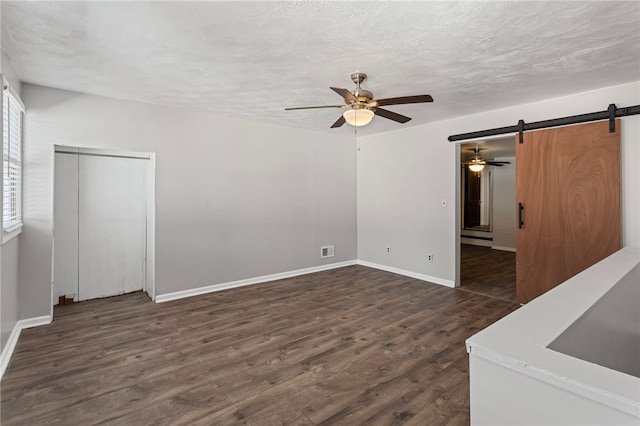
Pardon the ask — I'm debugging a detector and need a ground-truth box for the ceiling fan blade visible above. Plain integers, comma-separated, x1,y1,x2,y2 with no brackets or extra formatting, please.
374,107,411,123
375,94,433,106
330,115,346,128
462,160,510,166
285,105,345,110
330,87,358,103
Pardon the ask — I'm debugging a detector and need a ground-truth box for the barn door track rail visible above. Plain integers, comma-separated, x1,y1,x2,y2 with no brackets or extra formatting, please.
448,103,640,144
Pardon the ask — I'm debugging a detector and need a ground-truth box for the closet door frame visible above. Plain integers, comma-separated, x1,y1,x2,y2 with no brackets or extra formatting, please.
51,145,156,316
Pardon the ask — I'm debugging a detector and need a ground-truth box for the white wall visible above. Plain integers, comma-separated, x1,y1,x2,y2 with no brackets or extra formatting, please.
19,84,357,319
491,157,516,251
357,122,457,280
0,48,22,352
0,239,18,350
358,82,640,284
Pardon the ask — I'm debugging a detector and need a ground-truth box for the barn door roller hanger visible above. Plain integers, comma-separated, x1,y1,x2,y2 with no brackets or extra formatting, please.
448,104,640,143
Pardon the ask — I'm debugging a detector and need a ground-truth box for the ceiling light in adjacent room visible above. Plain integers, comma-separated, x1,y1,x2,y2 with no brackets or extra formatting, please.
343,108,374,126
468,160,485,172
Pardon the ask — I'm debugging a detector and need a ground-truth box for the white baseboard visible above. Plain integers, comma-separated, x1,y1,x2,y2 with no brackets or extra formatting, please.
357,260,455,288
492,245,516,252
155,260,358,303
0,315,51,379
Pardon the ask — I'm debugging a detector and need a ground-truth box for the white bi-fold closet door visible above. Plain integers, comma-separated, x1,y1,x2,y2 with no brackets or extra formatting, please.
54,147,150,303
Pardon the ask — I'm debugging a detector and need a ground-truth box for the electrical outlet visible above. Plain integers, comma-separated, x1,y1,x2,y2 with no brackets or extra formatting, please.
427,253,434,262
386,247,391,253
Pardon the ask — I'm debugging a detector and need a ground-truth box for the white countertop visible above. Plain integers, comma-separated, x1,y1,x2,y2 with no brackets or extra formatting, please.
466,247,640,417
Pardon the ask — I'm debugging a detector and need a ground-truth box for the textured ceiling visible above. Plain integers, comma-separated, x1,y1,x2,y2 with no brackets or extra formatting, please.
2,1,639,136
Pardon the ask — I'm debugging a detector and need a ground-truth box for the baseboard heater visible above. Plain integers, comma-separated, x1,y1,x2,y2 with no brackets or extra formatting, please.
461,235,493,241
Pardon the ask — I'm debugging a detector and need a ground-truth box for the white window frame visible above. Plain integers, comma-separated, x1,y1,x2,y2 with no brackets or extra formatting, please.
2,77,25,243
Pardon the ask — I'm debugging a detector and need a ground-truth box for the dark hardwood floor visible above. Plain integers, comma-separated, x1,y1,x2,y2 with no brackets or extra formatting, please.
459,244,516,303
1,266,518,425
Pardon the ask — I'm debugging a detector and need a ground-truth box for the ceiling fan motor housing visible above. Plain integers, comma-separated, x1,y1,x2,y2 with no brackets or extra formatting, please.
353,89,373,104
349,73,374,105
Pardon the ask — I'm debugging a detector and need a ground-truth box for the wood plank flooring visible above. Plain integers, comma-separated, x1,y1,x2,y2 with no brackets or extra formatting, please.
459,244,516,303
1,266,518,425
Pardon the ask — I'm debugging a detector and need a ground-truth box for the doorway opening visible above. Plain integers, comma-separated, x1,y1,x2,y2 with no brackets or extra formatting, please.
457,137,517,303
51,146,156,318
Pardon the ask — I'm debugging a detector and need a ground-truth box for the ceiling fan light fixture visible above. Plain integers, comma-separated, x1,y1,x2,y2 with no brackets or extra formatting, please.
468,157,485,172
343,108,374,127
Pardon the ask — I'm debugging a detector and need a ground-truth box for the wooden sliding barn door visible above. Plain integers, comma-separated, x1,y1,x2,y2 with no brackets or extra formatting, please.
516,120,621,304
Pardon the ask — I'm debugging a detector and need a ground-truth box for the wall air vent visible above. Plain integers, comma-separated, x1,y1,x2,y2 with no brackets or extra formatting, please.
320,245,335,259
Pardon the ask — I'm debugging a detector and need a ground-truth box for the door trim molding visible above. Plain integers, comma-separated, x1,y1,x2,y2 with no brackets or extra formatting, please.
54,145,151,159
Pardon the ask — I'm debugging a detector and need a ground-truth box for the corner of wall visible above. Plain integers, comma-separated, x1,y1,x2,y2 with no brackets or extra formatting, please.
0,315,51,379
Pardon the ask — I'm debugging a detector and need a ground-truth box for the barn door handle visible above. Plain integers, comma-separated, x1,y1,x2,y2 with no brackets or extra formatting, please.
518,203,525,229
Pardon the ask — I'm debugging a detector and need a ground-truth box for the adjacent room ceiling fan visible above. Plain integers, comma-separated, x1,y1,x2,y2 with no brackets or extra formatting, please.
463,146,511,172
285,72,433,128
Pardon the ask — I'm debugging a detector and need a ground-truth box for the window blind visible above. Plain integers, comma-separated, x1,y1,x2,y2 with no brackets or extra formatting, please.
3,85,23,231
